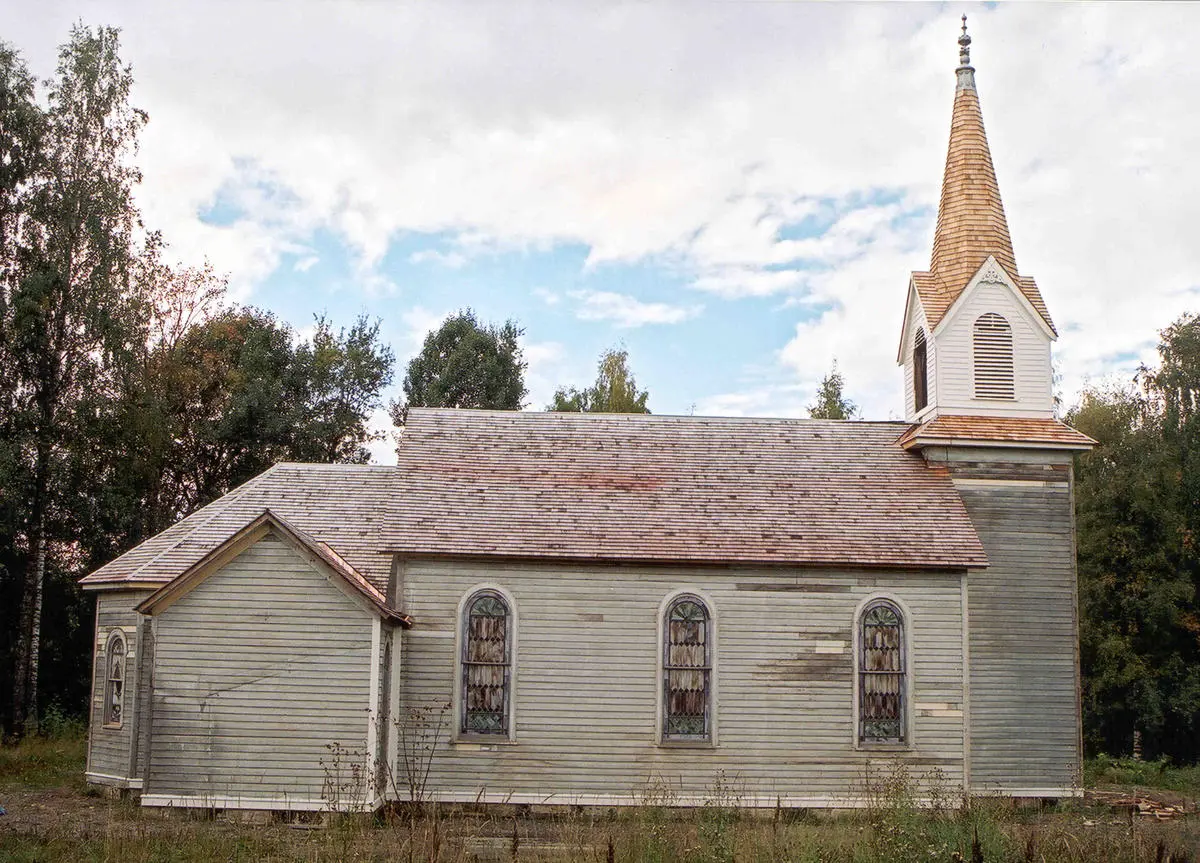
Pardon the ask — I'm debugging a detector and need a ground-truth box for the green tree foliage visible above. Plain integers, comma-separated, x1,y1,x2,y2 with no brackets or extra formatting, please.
807,362,858,420
1070,313,1200,763
109,301,394,540
548,347,651,414
394,309,526,414
0,28,396,734
1,25,148,735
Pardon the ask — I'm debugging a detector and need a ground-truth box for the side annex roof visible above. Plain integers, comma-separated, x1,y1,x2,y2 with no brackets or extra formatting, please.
79,463,398,591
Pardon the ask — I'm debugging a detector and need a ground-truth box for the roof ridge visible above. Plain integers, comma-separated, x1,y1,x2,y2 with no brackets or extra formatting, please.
408,408,908,426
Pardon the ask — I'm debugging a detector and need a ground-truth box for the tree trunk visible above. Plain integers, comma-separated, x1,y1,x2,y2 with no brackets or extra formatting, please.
11,518,45,737
11,425,50,737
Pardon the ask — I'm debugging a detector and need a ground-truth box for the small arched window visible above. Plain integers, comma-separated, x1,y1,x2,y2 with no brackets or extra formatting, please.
858,600,906,744
103,631,126,728
662,595,712,742
460,590,512,735
913,327,929,413
973,313,1015,399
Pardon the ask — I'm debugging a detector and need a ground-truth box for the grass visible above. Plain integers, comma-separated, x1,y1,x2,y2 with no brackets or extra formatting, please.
0,729,87,792
1,735,1197,862
1085,754,1200,797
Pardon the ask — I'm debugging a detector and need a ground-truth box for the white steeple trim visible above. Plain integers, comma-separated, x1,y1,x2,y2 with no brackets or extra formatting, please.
934,256,1057,342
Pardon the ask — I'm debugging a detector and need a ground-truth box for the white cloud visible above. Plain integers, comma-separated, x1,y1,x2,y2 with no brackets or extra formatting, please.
7,2,1200,418
568,290,702,328
522,340,567,410
533,287,561,306
293,254,319,273
408,248,469,269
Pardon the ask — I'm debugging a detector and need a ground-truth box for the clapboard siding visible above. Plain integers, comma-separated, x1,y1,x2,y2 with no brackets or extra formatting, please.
87,590,154,783
940,448,1080,792
147,533,375,805
934,281,1054,418
399,560,965,804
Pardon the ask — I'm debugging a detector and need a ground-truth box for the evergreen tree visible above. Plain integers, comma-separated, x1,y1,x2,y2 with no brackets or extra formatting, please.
807,362,858,420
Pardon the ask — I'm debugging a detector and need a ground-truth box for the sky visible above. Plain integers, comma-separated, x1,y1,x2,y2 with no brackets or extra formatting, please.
6,2,1200,463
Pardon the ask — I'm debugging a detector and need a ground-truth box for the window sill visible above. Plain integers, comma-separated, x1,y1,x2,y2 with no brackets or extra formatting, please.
101,723,123,731
657,739,715,750
855,742,913,753
452,736,517,750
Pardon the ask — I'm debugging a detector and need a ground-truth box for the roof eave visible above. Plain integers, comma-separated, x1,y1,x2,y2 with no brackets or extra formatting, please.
387,548,987,573
901,434,1095,452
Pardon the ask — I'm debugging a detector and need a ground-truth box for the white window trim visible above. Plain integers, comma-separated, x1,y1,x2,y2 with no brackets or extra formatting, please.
452,583,518,743
851,593,915,751
655,587,718,748
102,630,127,730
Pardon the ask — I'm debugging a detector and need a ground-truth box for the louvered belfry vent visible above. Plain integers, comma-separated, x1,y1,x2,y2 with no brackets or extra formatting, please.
913,328,929,413
973,313,1015,399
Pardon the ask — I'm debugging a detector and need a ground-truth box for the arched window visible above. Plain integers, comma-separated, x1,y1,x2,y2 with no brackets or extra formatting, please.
913,327,929,413
973,313,1015,399
858,600,906,744
662,594,712,742
103,631,126,728
460,590,512,735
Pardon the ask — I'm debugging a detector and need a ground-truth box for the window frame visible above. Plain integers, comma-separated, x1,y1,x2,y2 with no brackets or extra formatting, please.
853,596,913,750
102,630,127,729
657,590,717,747
455,585,517,741
913,327,929,414
972,312,1016,400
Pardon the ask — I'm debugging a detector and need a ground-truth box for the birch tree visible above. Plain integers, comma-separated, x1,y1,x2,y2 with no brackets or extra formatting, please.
4,25,147,735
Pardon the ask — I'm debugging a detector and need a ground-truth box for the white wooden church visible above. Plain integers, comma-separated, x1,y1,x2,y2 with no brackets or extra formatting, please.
80,25,1095,811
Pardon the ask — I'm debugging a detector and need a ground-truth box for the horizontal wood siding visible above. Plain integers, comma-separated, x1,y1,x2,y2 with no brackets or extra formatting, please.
88,590,154,782
935,282,1054,418
147,533,374,805
943,448,1080,792
399,561,964,804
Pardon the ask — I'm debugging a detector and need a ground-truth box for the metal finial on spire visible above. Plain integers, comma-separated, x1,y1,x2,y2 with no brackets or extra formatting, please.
956,14,976,91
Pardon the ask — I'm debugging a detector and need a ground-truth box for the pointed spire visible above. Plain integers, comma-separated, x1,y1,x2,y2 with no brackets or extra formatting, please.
957,15,975,90
929,18,1018,297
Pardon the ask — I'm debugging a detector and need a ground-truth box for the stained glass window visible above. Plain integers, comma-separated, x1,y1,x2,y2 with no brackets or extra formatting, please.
859,600,905,744
663,595,711,741
103,632,126,727
461,591,511,735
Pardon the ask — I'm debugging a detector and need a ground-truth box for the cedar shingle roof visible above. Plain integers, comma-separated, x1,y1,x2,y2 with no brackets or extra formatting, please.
912,50,1056,336
387,409,987,571
897,415,1096,450
79,464,398,590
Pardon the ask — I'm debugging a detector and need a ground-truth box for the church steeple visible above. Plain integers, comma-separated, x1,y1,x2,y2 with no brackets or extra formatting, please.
929,16,1018,298
898,19,1062,425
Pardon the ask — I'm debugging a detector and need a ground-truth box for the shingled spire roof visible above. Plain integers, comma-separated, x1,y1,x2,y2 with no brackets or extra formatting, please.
911,18,1056,335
